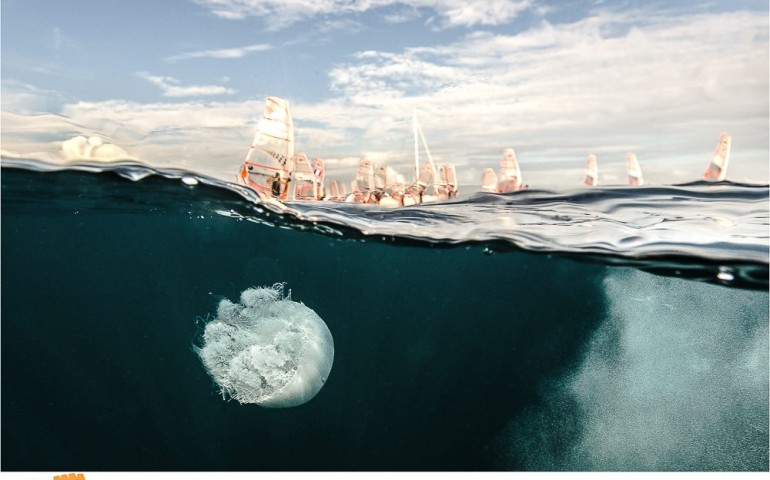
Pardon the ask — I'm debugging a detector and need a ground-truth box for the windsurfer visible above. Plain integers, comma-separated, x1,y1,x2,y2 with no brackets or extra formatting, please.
271,173,281,197
281,176,291,200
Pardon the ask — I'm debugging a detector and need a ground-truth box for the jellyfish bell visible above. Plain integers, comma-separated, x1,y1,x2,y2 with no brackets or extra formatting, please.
196,284,334,408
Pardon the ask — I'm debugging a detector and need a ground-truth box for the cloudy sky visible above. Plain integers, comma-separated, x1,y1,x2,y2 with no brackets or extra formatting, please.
2,0,768,187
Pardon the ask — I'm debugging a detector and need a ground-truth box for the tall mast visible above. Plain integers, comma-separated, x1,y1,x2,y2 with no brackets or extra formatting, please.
417,122,436,174
413,109,420,182
416,116,437,194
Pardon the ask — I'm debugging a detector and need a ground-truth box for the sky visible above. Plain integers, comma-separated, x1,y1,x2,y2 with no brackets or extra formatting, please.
2,0,768,187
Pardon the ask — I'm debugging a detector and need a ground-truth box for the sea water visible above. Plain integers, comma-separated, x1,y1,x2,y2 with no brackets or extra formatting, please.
2,160,768,471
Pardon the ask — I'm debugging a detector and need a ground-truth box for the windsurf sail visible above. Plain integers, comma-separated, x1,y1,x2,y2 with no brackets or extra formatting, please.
437,164,458,199
626,152,644,186
499,148,522,192
481,168,498,192
583,154,598,186
356,158,375,192
417,162,434,189
327,179,341,201
374,162,388,193
393,172,406,191
238,96,294,200
292,153,317,201
311,157,325,199
385,166,400,194
704,132,731,182
345,158,375,203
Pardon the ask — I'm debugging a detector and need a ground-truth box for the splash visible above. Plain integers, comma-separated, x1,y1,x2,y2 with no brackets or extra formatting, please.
196,284,334,408
61,135,131,161
2,159,767,290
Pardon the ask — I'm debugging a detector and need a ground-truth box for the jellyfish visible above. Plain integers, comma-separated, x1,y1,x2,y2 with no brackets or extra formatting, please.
195,284,334,408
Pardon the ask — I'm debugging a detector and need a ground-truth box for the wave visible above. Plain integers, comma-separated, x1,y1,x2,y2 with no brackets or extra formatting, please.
3,157,768,289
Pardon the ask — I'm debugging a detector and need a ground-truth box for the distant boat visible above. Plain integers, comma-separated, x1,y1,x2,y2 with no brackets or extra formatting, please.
499,148,523,192
704,132,731,181
583,154,598,186
238,97,294,200
481,168,498,192
626,153,644,186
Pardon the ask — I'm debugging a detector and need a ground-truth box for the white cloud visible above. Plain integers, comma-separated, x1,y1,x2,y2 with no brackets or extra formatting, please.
317,18,366,35
321,9,769,186
164,43,274,62
437,0,533,28
2,101,257,180
4,9,768,188
382,6,422,24
192,0,534,30
1,96,380,182
136,72,236,97
0,80,69,114
328,51,463,106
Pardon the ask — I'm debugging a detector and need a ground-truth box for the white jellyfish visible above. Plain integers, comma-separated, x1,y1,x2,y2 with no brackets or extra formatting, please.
196,284,334,408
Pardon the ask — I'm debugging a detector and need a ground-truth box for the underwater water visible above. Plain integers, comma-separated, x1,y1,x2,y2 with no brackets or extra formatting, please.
2,162,768,471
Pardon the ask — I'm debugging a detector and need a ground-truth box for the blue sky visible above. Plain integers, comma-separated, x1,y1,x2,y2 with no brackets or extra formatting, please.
2,0,768,186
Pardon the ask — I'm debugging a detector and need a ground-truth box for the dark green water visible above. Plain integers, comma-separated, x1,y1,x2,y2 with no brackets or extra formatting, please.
2,169,767,471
